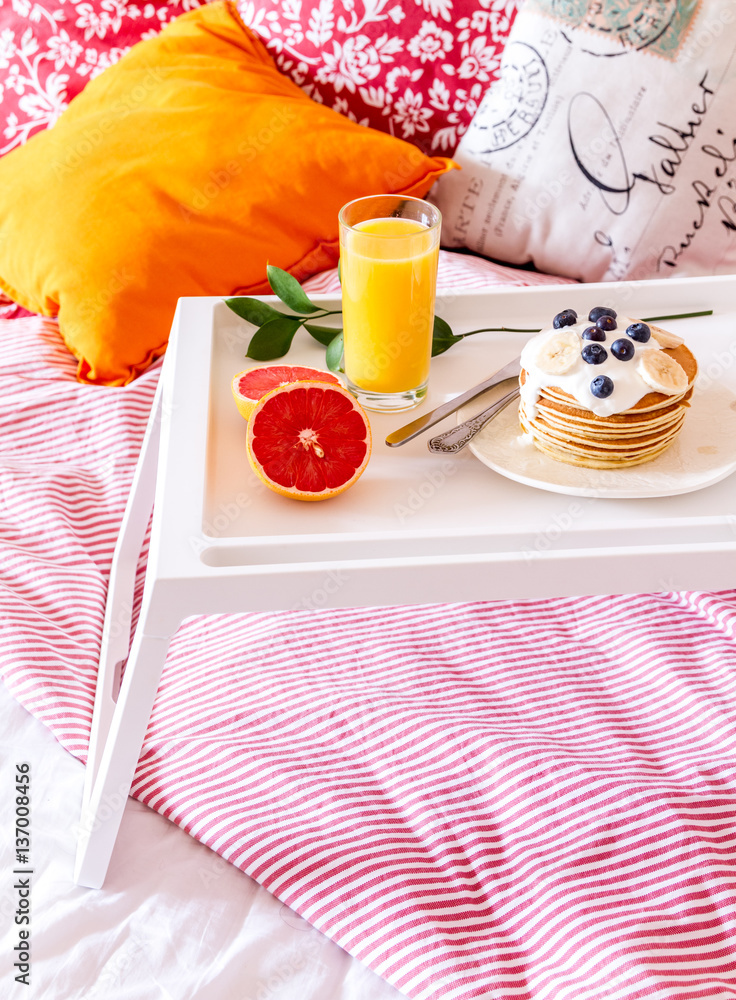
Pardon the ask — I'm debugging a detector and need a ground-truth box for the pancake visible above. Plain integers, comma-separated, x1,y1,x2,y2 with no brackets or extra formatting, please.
518,311,698,470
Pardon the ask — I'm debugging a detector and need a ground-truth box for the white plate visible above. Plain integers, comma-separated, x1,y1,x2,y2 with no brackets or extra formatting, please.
460,381,736,498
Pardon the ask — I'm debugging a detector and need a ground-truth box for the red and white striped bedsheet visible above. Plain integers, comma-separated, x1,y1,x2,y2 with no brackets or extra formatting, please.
302,252,575,296
1,256,735,1000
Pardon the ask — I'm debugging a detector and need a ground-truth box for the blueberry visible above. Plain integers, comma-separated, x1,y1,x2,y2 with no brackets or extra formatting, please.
596,314,617,332
611,338,635,361
582,326,606,342
590,375,614,399
553,309,578,329
626,322,651,343
588,306,617,322
581,343,607,365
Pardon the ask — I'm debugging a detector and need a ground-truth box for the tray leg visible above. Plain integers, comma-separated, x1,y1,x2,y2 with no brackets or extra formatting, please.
74,599,175,889
83,379,164,811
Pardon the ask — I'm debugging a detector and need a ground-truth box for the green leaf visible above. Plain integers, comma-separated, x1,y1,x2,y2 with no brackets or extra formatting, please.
304,323,342,347
267,265,321,314
246,316,303,361
431,314,463,357
337,258,342,285
225,297,288,326
326,331,344,373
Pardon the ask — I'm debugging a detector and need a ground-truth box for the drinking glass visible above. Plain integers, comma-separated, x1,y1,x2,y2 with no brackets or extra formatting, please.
338,194,441,412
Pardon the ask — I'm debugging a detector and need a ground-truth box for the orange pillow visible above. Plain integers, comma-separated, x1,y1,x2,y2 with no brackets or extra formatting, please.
0,2,455,385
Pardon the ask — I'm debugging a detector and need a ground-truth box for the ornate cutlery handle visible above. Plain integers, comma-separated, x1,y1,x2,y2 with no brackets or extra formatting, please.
385,356,522,446
427,387,520,454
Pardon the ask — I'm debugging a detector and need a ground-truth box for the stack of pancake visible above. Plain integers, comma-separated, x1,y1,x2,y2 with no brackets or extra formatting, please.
518,317,698,470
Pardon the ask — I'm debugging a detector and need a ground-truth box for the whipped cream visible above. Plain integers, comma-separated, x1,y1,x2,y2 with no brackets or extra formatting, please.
520,316,669,419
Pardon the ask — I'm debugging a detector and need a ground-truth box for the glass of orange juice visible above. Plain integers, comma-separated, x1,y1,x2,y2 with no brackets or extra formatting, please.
338,194,441,412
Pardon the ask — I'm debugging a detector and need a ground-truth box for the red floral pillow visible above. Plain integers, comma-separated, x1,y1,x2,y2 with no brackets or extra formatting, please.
0,1,517,158
238,0,519,154
0,0,208,156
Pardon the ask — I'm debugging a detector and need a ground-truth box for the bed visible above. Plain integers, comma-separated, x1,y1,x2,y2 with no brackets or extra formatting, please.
1,2,736,998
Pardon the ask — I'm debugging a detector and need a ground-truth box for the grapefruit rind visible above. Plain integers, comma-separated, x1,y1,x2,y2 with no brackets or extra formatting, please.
231,365,341,421
246,380,372,502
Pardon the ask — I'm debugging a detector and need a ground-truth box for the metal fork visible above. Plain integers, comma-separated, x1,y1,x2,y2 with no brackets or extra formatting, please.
427,385,520,454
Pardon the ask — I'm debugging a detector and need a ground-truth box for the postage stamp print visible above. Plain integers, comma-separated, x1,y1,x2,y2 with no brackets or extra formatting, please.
525,0,703,60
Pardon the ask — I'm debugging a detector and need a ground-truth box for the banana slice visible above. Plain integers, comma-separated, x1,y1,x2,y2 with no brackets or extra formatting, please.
535,330,580,376
638,350,689,395
649,325,683,349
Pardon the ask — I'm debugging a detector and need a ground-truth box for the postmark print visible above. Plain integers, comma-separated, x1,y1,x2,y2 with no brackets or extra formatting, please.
462,42,549,157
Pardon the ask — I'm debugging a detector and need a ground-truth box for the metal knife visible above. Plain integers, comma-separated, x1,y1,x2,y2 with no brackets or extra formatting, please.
385,356,522,447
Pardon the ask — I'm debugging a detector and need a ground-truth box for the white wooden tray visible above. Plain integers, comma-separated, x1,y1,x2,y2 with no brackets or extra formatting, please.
156,275,736,613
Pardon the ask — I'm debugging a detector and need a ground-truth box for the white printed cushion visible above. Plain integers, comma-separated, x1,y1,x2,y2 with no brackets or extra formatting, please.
430,0,736,282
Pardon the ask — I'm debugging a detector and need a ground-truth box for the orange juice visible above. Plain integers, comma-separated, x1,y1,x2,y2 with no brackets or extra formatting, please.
340,215,440,397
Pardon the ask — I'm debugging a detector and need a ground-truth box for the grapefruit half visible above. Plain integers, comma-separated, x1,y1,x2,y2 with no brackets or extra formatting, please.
246,380,372,501
231,365,341,420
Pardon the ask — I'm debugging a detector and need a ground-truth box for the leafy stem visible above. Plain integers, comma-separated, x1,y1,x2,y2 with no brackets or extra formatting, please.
224,266,713,369
462,326,541,335
643,310,712,322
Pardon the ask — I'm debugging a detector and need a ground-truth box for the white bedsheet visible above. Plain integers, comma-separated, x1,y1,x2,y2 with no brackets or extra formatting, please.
1,680,403,1000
